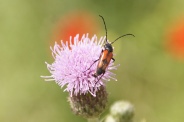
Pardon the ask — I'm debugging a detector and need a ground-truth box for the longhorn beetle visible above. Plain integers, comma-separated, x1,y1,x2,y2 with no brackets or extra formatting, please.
86,15,135,83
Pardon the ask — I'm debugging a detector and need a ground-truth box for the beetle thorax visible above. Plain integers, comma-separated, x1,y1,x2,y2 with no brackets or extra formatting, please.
104,43,113,52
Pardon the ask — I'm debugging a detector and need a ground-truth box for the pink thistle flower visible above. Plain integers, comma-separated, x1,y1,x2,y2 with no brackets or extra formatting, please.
42,34,118,97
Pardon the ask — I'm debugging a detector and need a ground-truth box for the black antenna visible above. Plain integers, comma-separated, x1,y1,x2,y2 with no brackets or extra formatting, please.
99,15,108,43
111,34,135,44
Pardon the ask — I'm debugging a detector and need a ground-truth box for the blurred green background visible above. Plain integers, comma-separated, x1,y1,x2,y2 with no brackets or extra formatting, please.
1,0,184,122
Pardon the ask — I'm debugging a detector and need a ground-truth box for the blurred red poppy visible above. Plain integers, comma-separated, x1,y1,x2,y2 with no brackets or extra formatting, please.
166,18,184,60
51,11,99,46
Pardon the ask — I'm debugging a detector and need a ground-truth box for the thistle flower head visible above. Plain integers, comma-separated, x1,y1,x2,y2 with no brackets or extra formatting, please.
68,86,108,118
42,34,118,97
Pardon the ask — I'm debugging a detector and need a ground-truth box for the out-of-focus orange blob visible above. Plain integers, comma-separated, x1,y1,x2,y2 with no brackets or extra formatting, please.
52,11,99,46
166,18,184,60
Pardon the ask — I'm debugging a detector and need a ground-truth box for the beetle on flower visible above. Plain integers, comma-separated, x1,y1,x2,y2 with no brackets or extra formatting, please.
41,34,118,97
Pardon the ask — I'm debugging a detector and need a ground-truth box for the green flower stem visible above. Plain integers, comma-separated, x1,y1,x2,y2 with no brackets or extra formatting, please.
87,118,99,122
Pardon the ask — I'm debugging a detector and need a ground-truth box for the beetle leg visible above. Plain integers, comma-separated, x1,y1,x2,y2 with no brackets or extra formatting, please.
83,58,99,72
95,73,105,85
83,50,103,72
88,58,99,69
112,58,115,62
